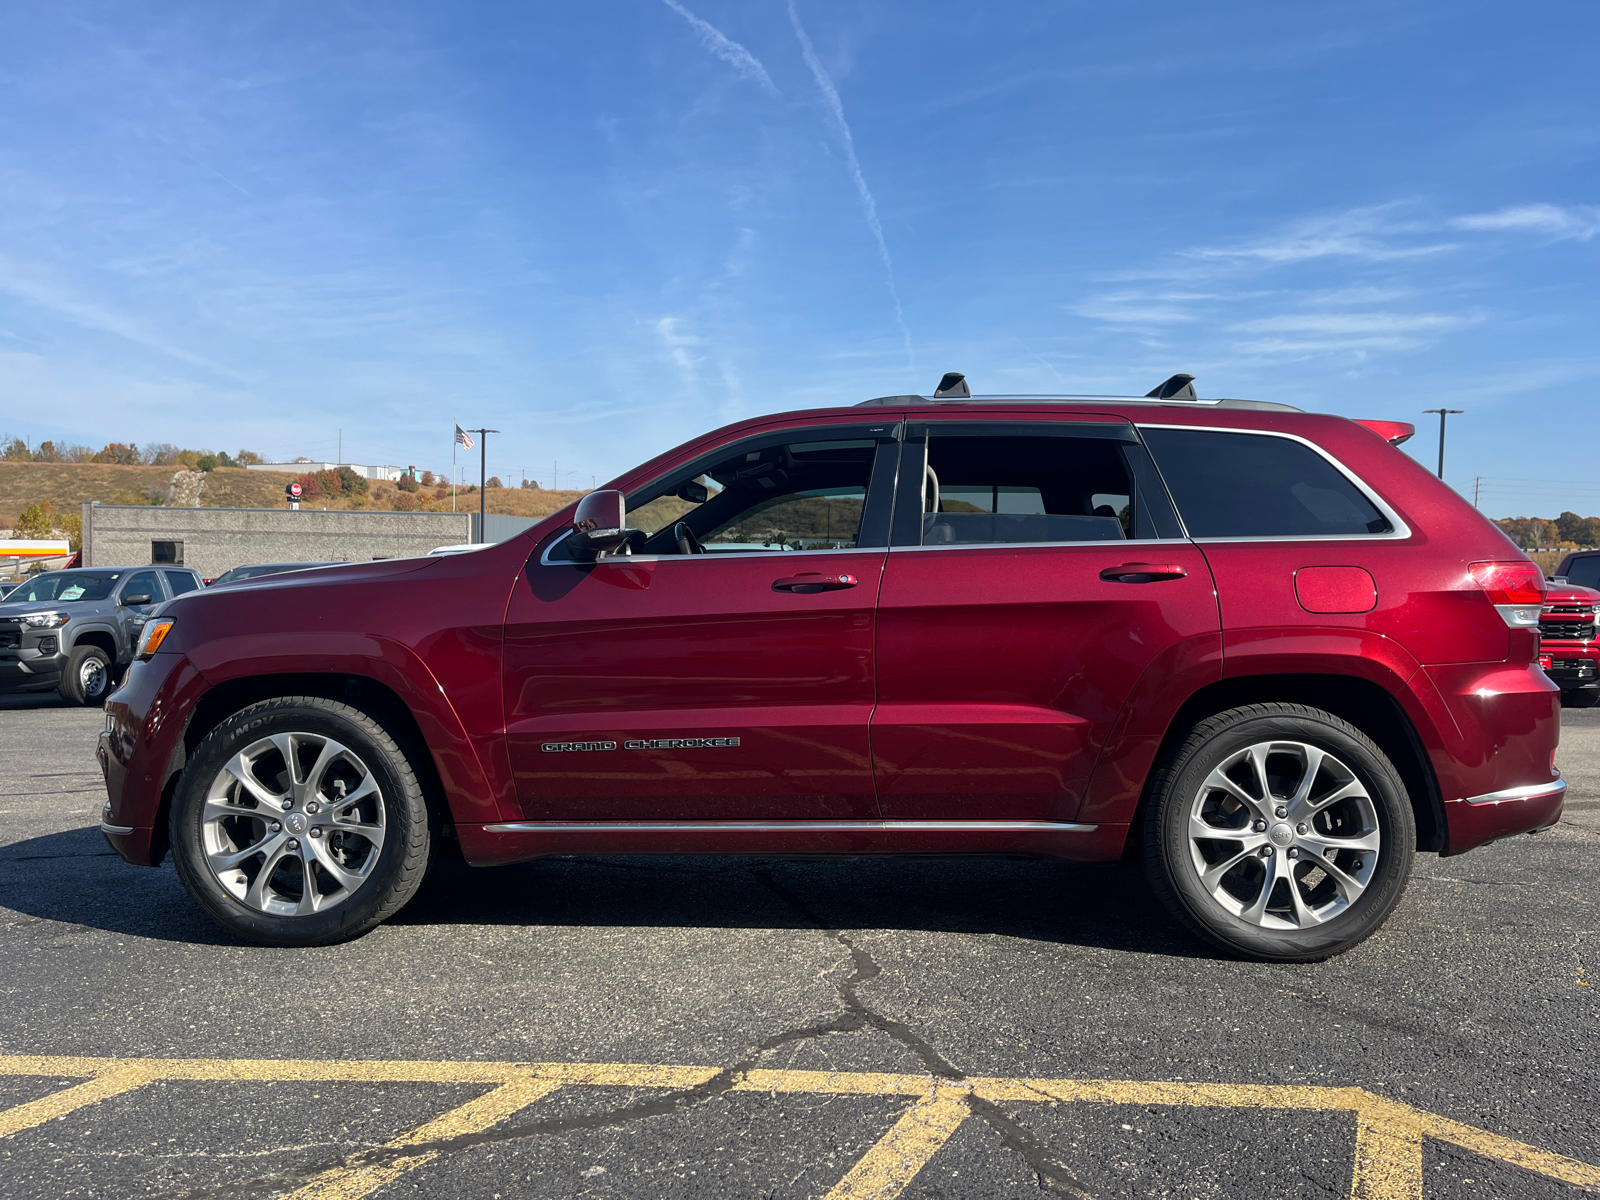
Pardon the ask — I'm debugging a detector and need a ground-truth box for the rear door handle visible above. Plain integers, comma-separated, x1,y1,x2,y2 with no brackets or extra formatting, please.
773,572,859,594
1099,563,1188,583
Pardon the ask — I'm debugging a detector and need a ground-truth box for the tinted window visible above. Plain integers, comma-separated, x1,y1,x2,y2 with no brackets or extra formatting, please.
901,431,1180,546
8,571,121,602
1141,428,1392,538
625,437,882,554
1565,556,1600,590
165,571,199,595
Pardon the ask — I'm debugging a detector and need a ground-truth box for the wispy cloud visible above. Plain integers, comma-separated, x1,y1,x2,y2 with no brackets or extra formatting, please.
787,0,914,371
655,315,703,383
660,0,779,95
1190,205,1458,265
1233,311,1478,335
1452,203,1600,241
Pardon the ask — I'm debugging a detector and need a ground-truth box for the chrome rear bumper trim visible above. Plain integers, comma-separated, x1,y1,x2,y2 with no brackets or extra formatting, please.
1461,780,1566,806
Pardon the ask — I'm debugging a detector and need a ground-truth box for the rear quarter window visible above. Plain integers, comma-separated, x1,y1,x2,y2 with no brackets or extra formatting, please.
1140,428,1392,539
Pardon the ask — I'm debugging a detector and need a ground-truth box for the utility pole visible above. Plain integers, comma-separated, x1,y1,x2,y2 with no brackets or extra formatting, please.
1473,476,1482,509
337,429,342,466
1422,408,1463,480
468,429,499,542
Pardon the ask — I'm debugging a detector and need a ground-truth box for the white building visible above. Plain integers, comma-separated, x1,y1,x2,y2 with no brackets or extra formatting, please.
245,461,407,482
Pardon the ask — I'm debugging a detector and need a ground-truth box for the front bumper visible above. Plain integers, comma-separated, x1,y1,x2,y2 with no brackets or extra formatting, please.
97,652,206,866
0,641,67,690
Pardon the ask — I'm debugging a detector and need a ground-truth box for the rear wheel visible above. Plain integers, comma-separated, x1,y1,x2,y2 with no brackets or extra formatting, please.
1144,704,1416,962
58,644,112,706
169,697,432,946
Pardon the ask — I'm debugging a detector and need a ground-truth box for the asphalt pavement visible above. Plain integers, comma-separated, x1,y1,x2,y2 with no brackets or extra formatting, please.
0,690,1595,1198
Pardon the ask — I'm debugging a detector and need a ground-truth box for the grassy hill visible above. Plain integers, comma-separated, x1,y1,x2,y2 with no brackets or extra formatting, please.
0,462,587,534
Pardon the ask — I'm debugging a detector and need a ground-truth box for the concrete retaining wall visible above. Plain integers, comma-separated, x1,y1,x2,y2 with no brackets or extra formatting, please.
82,504,471,576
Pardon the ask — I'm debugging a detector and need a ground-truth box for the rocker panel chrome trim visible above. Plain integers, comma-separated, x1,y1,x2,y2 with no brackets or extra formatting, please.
482,819,1099,834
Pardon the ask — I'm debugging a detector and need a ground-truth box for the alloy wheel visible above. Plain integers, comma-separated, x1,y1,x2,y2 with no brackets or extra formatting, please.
200,732,386,916
1187,740,1380,930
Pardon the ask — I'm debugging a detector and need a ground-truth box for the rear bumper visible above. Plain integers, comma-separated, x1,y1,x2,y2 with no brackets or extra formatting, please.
1441,780,1566,856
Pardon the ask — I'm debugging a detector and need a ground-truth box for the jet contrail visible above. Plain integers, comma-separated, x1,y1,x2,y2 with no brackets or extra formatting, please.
661,0,779,95
788,0,914,370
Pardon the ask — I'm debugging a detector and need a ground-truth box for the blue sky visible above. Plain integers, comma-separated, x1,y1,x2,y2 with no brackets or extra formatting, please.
0,1,1595,514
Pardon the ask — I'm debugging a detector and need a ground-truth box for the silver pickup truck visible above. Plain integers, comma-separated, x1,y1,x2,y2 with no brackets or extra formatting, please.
0,566,203,704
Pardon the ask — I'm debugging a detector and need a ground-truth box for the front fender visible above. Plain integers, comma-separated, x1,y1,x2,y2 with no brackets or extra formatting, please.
184,632,511,824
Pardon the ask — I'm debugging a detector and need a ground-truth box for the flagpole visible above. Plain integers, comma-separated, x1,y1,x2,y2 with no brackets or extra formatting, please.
452,434,456,512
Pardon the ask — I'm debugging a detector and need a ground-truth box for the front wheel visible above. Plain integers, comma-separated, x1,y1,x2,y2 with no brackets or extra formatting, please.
1144,703,1416,962
169,697,433,946
1562,688,1599,708
58,644,112,706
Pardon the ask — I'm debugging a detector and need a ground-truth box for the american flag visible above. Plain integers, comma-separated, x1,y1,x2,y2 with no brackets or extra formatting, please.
454,424,474,450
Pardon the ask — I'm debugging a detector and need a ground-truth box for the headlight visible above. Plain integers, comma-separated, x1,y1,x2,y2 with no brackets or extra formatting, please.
137,618,177,659
22,612,68,628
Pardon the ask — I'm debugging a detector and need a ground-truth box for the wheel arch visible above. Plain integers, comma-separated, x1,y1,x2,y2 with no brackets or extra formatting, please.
149,672,452,867
68,626,117,660
1123,674,1446,855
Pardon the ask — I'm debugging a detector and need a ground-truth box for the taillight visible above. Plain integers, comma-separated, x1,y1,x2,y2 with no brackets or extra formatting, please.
1469,561,1545,629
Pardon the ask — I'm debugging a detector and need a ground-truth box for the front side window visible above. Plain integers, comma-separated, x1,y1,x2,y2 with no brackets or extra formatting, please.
1140,428,1392,539
120,571,164,604
619,435,885,556
897,426,1180,546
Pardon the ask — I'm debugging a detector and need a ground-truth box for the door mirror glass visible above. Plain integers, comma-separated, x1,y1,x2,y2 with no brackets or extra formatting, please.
122,593,153,606
570,490,628,560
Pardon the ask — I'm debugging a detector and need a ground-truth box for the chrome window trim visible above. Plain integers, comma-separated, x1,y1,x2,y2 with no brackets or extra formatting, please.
887,537,1196,553
483,819,1099,834
538,530,887,568
1135,423,1413,542
1461,780,1566,806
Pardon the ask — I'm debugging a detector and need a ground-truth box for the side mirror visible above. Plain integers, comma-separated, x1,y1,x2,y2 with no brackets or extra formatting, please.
122,593,153,606
570,490,627,560
676,480,709,504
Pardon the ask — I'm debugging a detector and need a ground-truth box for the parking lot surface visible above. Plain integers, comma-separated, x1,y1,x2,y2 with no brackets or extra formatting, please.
0,692,1595,1198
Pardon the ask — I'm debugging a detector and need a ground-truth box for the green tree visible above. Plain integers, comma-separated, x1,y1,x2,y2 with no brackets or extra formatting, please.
11,499,57,539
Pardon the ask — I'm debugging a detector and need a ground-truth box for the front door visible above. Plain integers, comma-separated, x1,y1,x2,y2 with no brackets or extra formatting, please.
503,425,899,821
872,417,1221,821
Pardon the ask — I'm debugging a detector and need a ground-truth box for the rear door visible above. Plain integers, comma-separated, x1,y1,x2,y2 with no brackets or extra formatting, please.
872,417,1220,821
502,423,900,821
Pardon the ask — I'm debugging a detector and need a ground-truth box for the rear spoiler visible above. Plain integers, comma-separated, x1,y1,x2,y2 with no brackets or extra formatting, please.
1354,420,1415,446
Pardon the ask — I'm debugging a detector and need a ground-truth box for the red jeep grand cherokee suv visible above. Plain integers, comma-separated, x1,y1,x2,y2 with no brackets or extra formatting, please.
97,378,1563,961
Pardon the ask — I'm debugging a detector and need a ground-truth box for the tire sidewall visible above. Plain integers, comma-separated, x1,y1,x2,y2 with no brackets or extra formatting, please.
60,645,111,706
171,700,427,946
1155,710,1416,961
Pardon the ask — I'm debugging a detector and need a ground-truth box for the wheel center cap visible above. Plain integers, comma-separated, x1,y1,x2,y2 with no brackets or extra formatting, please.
1268,822,1295,847
284,812,309,835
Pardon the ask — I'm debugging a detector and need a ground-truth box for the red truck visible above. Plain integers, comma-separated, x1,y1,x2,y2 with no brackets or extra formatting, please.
1539,557,1600,705
97,377,1564,962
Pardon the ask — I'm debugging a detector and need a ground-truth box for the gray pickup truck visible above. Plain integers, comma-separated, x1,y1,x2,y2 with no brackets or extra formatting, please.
0,566,203,704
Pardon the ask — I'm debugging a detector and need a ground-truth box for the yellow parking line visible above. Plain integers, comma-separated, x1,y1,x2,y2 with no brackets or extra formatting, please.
821,1087,971,1200
0,1066,152,1138
0,1055,1597,1200
283,1077,562,1200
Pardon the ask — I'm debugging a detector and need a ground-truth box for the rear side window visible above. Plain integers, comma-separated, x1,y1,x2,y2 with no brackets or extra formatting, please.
1141,428,1392,539
1565,556,1600,590
164,570,199,596
895,425,1183,546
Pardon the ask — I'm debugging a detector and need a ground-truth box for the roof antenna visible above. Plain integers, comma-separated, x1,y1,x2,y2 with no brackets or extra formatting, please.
1146,373,1197,400
933,372,970,399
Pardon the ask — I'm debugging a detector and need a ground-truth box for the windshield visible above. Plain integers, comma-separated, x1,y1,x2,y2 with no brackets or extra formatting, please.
7,571,122,603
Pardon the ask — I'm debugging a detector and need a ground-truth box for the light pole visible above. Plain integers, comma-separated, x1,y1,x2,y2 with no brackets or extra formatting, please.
1422,408,1463,480
468,428,499,542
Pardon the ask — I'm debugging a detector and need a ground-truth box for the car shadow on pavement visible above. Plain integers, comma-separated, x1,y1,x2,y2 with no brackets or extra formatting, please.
0,826,1216,959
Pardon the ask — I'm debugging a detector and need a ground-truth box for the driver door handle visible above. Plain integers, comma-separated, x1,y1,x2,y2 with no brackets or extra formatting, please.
773,572,858,594
1099,563,1188,583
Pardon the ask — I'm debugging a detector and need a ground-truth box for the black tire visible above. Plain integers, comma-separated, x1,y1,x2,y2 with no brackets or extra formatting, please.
169,697,433,947
1561,688,1599,708
58,644,113,706
1143,703,1416,963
